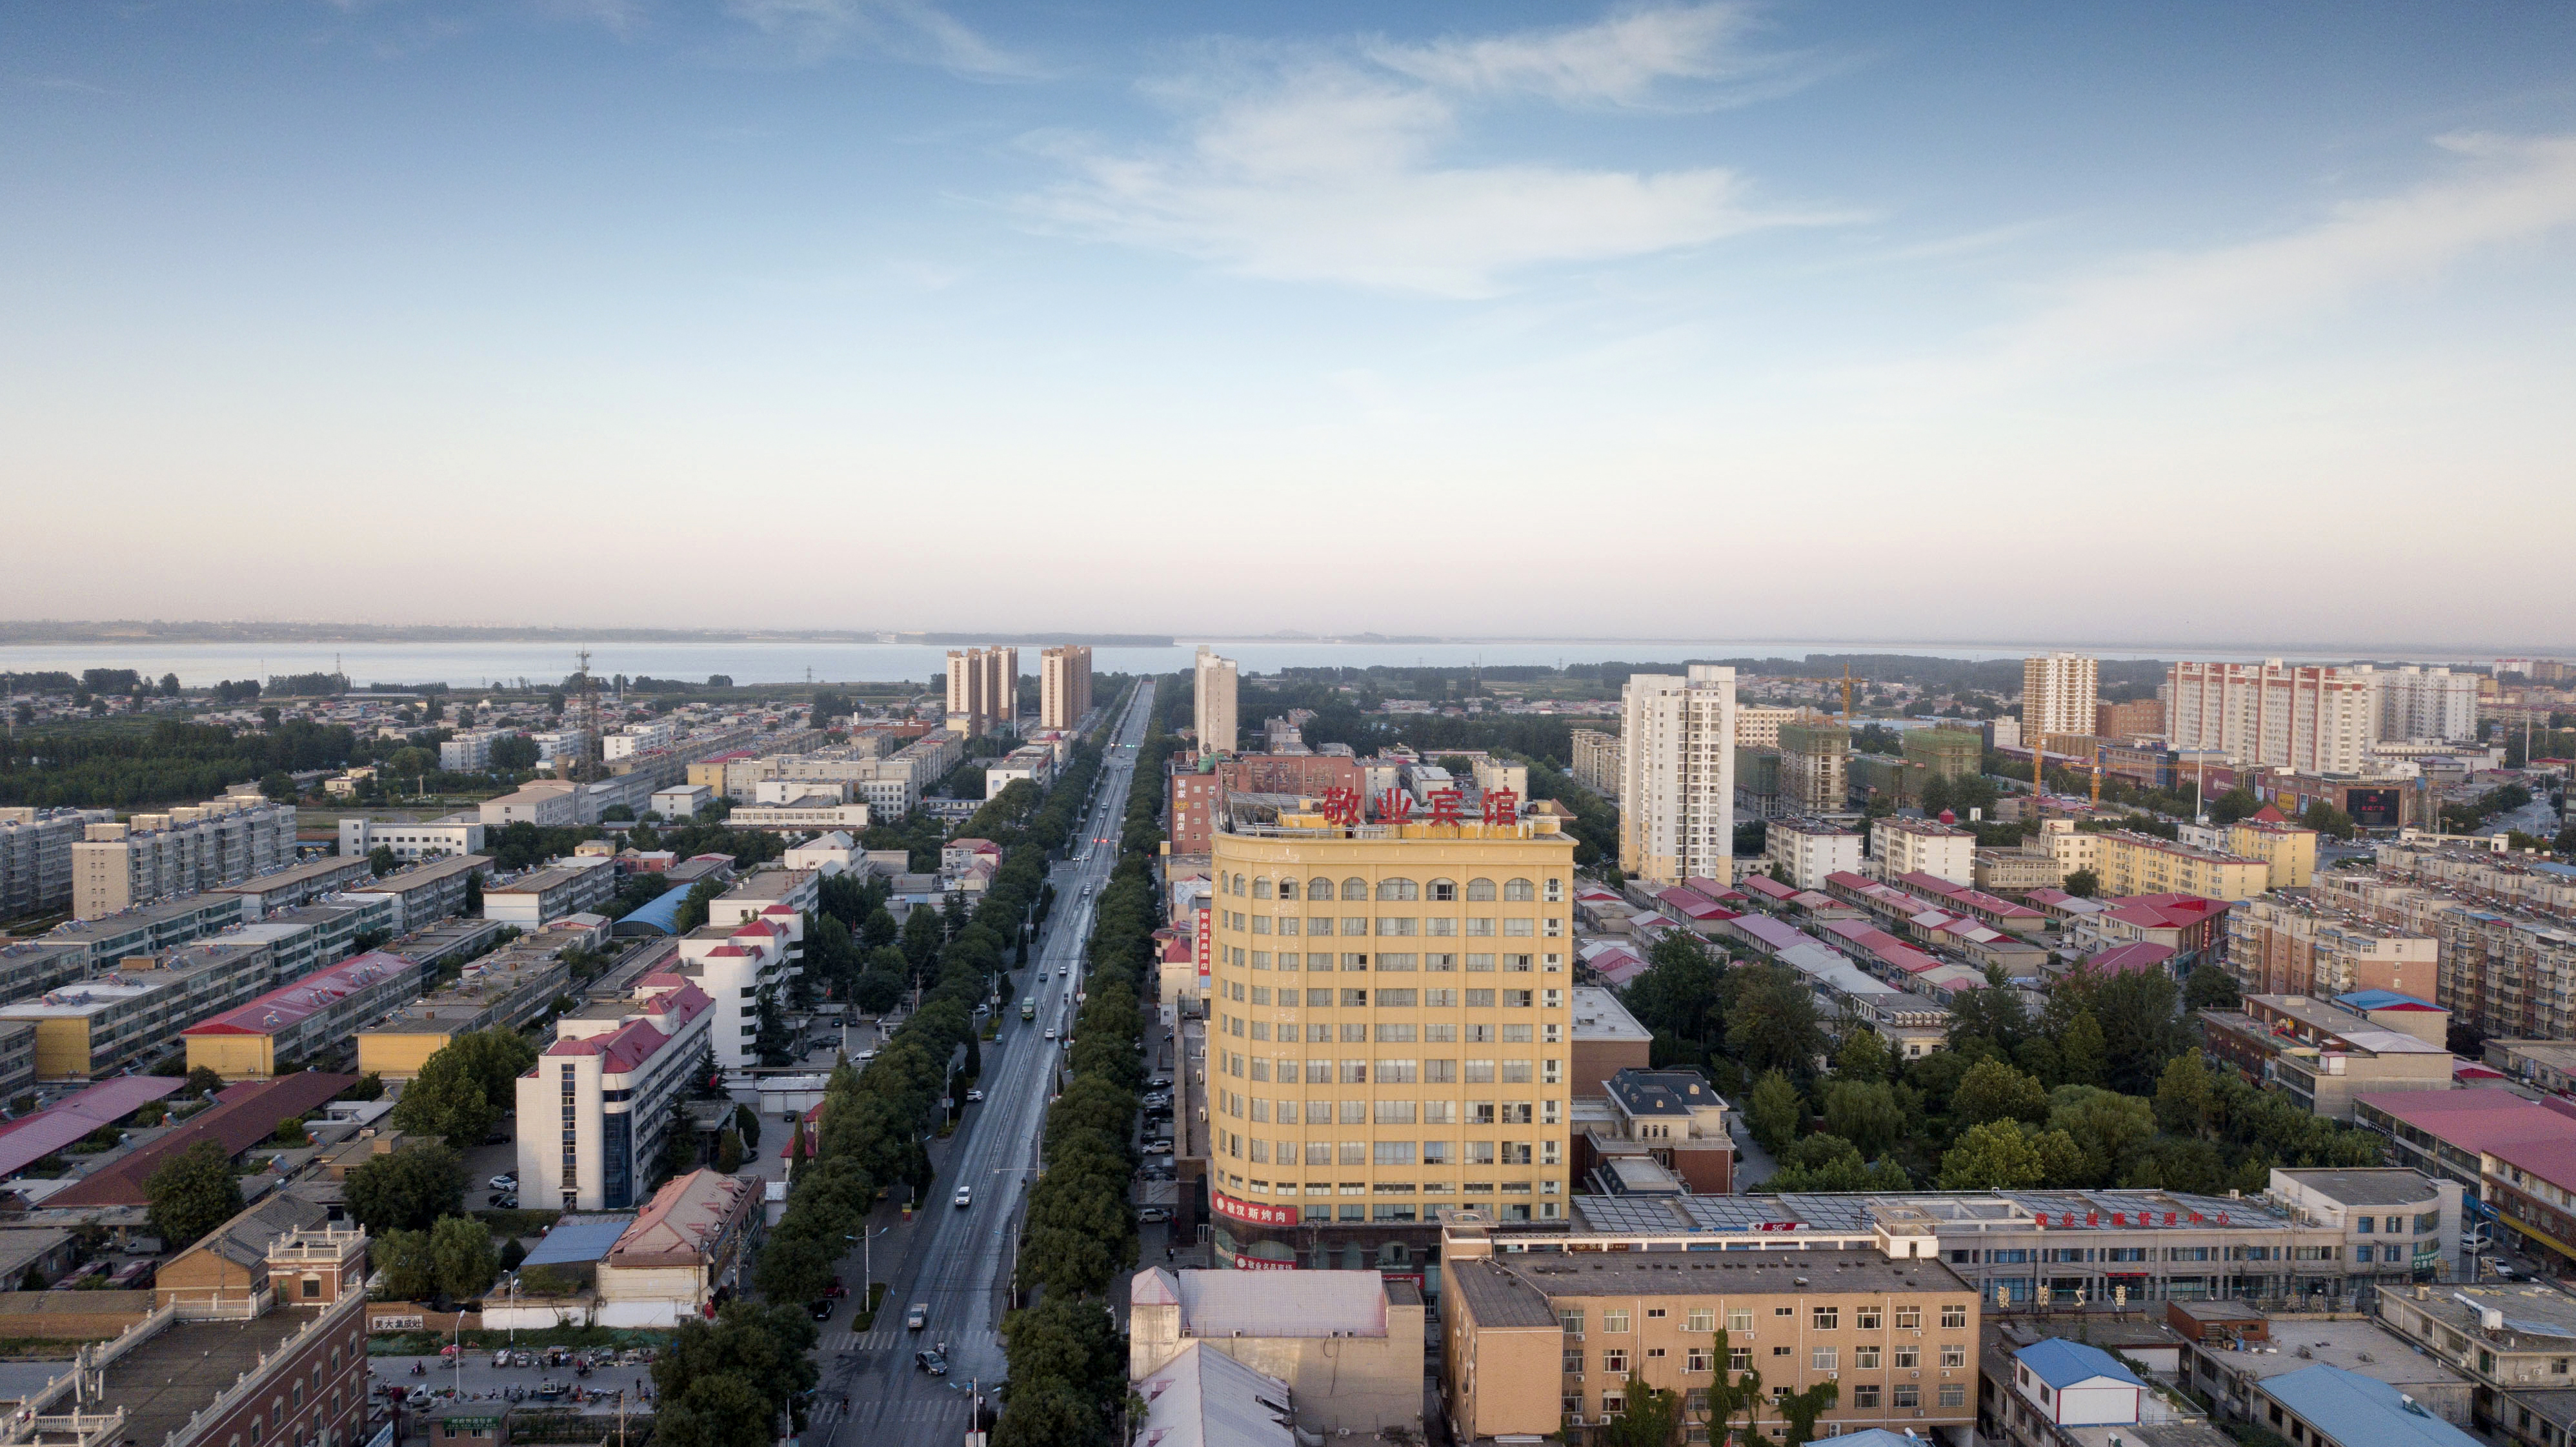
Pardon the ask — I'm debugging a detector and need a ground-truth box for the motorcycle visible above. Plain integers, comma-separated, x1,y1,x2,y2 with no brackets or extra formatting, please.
408,1364,427,1377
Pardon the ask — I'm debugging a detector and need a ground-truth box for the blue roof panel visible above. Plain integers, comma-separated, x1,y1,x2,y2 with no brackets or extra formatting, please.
522,1213,635,1266
616,885,695,936
2262,1365,2483,1447
2015,1339,2144,1391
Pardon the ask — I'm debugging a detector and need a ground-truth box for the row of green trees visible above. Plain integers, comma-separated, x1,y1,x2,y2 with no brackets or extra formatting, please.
748,687,1138,1313
992,685,1166,1447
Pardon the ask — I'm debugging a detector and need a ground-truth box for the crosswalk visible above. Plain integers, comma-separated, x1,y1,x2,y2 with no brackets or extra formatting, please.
828,1324,1000,1355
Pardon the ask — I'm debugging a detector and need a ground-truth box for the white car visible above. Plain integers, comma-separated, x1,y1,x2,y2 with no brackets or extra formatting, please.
953,1186,972,1208
488,1175,516,1191
1044,1027,1056,1040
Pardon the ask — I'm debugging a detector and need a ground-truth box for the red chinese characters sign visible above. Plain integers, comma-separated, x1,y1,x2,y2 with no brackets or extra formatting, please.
1196,903,1212,984
1481,788,1519,825
1320,787,1362,826
1212,1190,1299,1228
1427,788,1464,826
1374,788,1415,823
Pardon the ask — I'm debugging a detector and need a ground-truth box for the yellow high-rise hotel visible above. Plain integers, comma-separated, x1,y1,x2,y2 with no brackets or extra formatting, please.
1205,789,1578,1267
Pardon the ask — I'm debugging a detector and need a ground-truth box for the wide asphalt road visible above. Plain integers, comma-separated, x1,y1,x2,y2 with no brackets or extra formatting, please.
803,680,1155,1447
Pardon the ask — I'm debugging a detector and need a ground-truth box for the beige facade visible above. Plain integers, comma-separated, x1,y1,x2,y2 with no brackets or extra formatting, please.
1203,800,1578,1229
71,794,296,920
1039,645,1092,729
1128,1268,1424,1437
1619,666,1736,887
2226,820,2320,890
1570,728,1622,801
2023,653,2100,742
944,647,1015,736
1442,1215,1980,1444
1735,704,1813,749
1194,646,1239,754
2091,831,2271,901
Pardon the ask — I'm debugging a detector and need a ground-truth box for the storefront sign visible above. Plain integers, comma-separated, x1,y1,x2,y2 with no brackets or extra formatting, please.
1212,1189,1300,1228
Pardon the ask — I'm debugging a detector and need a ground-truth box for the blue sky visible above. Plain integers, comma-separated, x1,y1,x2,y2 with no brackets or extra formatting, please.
6,2,2573,648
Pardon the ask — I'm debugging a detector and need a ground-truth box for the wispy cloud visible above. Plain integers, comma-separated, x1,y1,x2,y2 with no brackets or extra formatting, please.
1021,5,1851,297
1976,133,2576,378
726,0,1033,77
1363,3,1813,109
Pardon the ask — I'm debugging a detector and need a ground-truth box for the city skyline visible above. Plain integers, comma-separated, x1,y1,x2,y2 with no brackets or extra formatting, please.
6,1,2572,641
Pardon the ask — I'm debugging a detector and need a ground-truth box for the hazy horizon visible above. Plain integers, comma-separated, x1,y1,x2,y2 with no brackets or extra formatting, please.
7,1,2571,640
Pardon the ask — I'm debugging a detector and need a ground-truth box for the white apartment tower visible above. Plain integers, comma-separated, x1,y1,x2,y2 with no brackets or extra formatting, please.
1617,665,1736,887
2355,665,2479,742
2166,660,2371,774
1194,647,1239,756
1040,645,1093,730
2022,653,2099,743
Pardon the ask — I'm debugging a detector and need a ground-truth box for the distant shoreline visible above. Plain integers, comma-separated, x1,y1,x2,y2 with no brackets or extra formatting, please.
0,623,1175,648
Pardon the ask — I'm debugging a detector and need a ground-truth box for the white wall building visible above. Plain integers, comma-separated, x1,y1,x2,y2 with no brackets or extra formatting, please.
674,915,794,1070
1617,665,1736,888
337,815,485,864
514,972,716,1211
2356,665,2480,743
650,785,712,820
2166,661,2371,774
601,720,677,761
438,730,506,772
1870,816,1977,885
2022,653,2100,742
1765,818,1864,891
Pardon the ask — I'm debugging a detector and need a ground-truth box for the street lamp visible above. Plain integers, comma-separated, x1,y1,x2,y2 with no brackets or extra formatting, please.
844,1228,892,1310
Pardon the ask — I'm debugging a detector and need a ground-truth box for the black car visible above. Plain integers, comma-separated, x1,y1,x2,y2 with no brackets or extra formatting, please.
1145,1077,1172,1089
914,1350,948,1376
811,1300,834,1321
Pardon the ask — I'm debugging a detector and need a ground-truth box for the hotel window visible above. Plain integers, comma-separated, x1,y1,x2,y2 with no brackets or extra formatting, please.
1894,1347,1918,1369
1505,878,1535,900
1940,1305,1967,1328
1467,878,1497,901
1855,1346,1880,1368
1601,1349,1629,1373
1730,1346,1753,1371
1565,1349,1585,1373
1728,1310,1754,1332
1941,1345,1966,1368
1687,1310,1715,1332
1812,1348,1838,1370
1813,1307,1840,1330
1604,1310,1630,1333
1893,1385,1920,1409
1341,878,1368,900
1687,1348,1712,1373
1852,1386,1881,1409
1939,1384,1966,1408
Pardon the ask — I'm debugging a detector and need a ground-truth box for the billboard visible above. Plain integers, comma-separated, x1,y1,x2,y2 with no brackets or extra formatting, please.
2346,787,2403,829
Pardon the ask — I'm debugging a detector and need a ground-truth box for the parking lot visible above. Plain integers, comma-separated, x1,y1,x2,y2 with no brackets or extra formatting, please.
368,1348,656,1415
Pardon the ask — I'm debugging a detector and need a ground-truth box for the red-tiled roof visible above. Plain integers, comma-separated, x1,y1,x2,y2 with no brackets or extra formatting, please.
46,1073,355,1207
0,1078,185,1179
1893,871,1967,898
1738,875,1798,902
2082,942,2176,976
181,951,413,1037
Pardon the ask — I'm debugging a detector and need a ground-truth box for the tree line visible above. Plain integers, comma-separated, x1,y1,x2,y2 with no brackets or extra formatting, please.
1616,931,2383,1198
990,682,1166,1447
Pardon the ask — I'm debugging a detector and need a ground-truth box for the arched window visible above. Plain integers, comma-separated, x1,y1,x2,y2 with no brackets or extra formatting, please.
1466,878,1498,902
1311,876,1335,900
1377,878,1419,901
1342,878,1369,901
1234,873,1249,895
1253,877,1274,900
1505,878,1535,901
1278,878,1300,900
1427,878,1458,902
1379,1241,1411,1266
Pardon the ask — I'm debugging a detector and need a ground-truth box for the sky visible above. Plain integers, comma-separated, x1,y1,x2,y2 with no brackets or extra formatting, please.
5,1,2574,649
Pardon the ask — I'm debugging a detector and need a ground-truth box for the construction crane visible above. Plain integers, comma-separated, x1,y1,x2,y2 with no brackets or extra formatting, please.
1750,664,1863,722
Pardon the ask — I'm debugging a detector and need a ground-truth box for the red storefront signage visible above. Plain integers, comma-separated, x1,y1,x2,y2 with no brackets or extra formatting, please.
1213,1190,1300,1228
1196,904,1212,984
1231,1252,1299,1271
